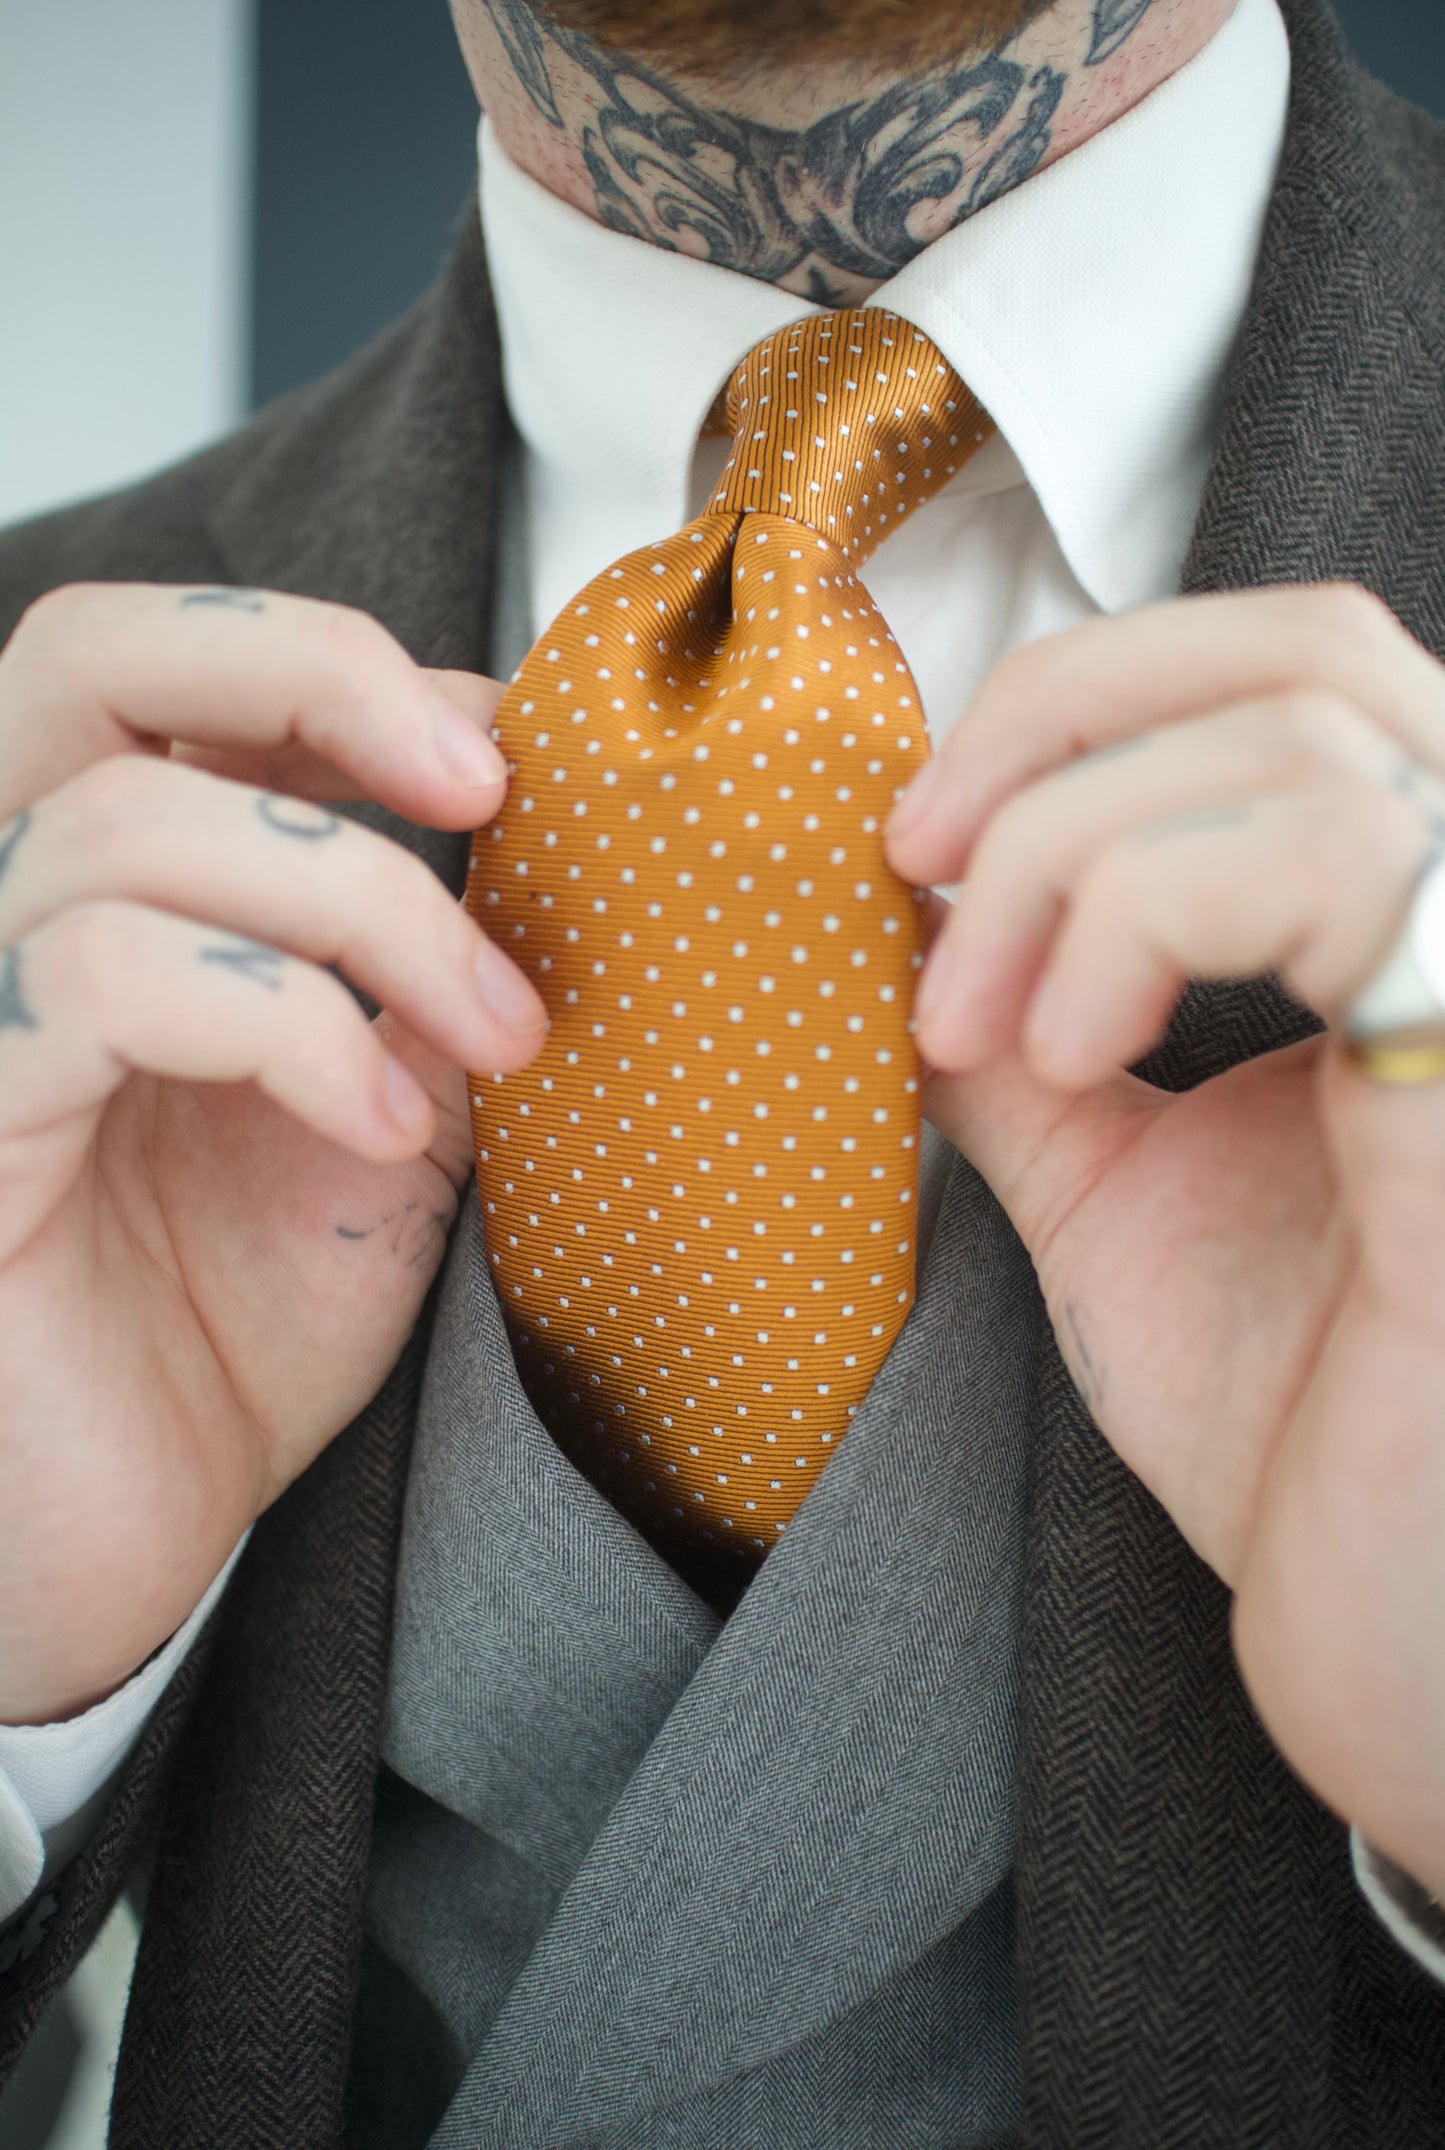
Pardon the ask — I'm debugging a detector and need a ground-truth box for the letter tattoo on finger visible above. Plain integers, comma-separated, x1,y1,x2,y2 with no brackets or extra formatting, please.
0,947,39,1034
256,795,342,842
1390,755,1445,850
198,937,288,991
0,810,31,894
178,588,267,614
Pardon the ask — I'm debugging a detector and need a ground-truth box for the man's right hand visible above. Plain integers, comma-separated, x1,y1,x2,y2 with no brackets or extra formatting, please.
0,583,547,1727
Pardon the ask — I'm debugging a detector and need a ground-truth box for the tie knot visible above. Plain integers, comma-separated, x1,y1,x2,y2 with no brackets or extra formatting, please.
711,309,992,565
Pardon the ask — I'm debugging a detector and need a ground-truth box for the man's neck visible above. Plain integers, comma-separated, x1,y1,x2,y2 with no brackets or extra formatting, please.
458,0,1238,305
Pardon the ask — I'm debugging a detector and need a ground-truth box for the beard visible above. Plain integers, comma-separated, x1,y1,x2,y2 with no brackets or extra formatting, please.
528,0,1062,73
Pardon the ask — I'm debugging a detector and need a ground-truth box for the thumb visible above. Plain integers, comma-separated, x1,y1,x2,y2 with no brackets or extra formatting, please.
923,1050,1156,1258
425,667,505,732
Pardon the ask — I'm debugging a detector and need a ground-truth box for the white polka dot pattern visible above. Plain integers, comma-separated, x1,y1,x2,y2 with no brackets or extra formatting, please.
465,310,995,1581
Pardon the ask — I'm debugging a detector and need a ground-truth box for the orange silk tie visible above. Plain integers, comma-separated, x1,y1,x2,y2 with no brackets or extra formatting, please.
466,309,995,1587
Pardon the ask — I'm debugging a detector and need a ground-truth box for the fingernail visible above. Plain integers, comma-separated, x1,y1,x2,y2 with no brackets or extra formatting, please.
381,1053,433,1133
476,939,549,1035
914,936,958,1032
888,766,936,842
433,696,506,787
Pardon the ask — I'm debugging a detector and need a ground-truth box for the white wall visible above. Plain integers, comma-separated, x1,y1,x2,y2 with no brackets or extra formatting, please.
0,0,254,530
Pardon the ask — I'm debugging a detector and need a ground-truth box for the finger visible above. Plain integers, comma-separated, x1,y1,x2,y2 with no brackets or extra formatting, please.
171,667,505,806
373,1008,475,1187
0,904,441,1242
887,583,1445,886
922,1047,1162,1243
1011,787,1429,1091
0,756,548,1072
0,583,508,828
917,691,1442,1068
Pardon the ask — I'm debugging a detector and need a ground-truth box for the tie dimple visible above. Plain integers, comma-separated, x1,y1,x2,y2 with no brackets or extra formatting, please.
466,310,995,1591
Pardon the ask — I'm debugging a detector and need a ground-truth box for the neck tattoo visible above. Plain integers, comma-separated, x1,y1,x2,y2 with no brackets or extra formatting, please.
485,0,1163,302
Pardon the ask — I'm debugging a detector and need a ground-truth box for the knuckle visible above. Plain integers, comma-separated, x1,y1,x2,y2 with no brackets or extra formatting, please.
977,640,1041,720
294,958,368,1042
1078,845,1145,926
306,599,407,682
982,641,1030,695
1345,780,1424,870
62,750,169,823
972,785,1046,878
46,898,131,997
340,822,436,923
1268,687,1363,768
4,582,104,667
48,753,174,856
1305,579,1398,659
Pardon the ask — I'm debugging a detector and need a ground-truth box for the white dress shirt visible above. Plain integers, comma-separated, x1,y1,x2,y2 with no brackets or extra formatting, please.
4,0,1438,1988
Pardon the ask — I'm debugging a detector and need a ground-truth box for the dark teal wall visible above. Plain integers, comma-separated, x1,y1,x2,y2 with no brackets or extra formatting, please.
250,0,477,407
249,1,1445,408
1336,1,1443,121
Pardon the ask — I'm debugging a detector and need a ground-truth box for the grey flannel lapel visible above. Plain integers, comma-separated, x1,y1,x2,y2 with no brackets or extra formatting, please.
431,1150,1042,2147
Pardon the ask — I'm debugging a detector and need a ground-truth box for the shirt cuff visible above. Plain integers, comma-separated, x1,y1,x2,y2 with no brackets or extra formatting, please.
0,1536,248,1926
1352,1828,1445,1984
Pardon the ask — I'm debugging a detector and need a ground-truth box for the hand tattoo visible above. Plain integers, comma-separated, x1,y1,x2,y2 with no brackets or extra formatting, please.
1136,803,1256,845
484,0,1066,301
179,588,267,614
1054,737,1151,779
1086,0,1164,66
256,795,342,842
1065,1301,1105,1414
0,809,31,895
198,937,287,991
0,947,38,1033
336,1200,453,1270
1390,755,1445,851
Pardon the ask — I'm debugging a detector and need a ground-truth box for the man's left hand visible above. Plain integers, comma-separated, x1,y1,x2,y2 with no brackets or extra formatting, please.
885,581,1445,1901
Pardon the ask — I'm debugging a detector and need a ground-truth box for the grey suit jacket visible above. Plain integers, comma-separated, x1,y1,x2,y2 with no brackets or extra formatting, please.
2,0,1445,2141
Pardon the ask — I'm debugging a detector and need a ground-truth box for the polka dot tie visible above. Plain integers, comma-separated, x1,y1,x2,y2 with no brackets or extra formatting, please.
466,309,995,1591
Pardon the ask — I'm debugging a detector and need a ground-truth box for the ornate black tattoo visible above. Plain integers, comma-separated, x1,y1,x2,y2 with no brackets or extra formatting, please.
256,795,342,842
198,937,287,991
489,0,563,125
1086,0,1164,66
0,809,31,894
179,588,266,614
485,0,1068,300
0,947,38,1033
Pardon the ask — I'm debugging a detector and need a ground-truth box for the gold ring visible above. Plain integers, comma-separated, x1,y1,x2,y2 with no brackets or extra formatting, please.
1345,1033,1445,1086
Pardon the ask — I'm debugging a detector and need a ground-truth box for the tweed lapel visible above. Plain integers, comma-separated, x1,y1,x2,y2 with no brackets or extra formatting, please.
207,204,507,684
1016,3,1445,2144
109,208,513,2149
431,1146,1041,2149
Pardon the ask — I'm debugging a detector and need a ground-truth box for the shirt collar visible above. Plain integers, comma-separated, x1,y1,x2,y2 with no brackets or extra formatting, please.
479,0,1290,619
